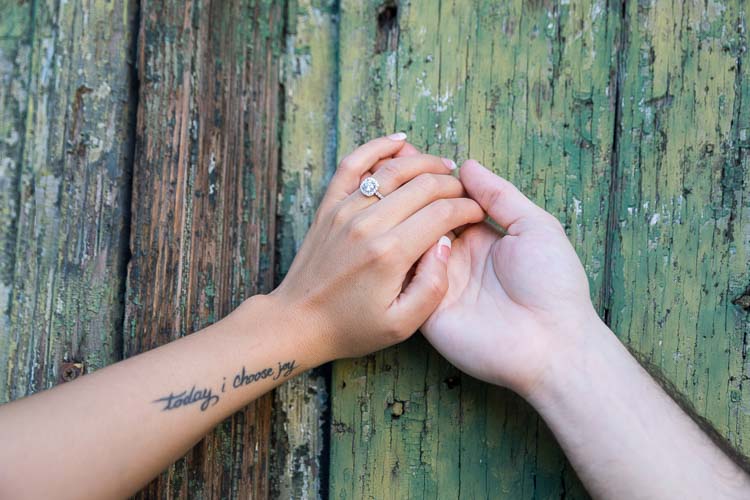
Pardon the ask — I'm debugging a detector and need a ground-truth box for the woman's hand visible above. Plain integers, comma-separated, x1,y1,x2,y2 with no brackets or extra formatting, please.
270,135,485,362
421,160,600,397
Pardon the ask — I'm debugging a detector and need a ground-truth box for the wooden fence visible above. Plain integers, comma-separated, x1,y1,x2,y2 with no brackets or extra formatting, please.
1,0,749,498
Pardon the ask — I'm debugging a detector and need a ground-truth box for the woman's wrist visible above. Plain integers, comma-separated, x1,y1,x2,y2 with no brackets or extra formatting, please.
231,292,333,371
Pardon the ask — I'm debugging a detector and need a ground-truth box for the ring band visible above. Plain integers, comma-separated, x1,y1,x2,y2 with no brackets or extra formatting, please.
360,177,384,200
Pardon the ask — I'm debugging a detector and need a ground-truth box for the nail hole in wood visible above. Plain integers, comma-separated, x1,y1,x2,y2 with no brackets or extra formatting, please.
375,2,399,54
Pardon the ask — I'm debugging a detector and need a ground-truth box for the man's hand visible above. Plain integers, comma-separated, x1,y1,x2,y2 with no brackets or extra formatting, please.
422,159,750,499
422,159,599,396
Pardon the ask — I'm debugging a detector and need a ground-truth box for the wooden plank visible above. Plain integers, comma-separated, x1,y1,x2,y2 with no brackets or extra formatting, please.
0,0,33,399
606,0,750,456
330,0,619,497
125,0,284,497
272,0,339,498
0,0,136,402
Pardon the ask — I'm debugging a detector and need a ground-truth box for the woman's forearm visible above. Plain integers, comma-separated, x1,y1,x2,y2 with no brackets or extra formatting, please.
527,319,750,500
0,294,321,500
0,136,483,499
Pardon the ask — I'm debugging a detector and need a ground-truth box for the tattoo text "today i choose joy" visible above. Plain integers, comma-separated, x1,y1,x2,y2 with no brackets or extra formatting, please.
152,360,297,412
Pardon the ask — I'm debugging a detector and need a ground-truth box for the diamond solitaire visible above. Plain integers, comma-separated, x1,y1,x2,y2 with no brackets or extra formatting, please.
359,177,384,199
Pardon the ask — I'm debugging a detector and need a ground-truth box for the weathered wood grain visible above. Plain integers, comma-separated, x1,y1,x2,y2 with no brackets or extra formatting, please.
0,0,32,399
3,1,750,498
0,0,136,402
606,0,750,456
272,0,339,498
125,0,283,496
331,0,619,497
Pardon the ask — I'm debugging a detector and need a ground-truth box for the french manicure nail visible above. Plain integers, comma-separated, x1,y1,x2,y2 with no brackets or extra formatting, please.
437,235,452,262
388,132,407,141
441,158,457,170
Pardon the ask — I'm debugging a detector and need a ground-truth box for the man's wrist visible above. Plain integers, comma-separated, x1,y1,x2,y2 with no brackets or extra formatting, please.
522,315,624,411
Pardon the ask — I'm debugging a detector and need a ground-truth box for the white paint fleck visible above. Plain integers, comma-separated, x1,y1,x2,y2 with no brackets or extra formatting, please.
706,0,726,19
0,156,15,179
209,152,216,174
434,89,453,113
649,213,660,225
93,81,111,101
39,38,55,86
88,135,103,162
573,197,582,217
0,283,10,317
591,1,603,21
4,129,19,146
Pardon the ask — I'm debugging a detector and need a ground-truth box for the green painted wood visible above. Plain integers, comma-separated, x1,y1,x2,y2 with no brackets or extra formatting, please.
273,0,339,497
330,0,619,497
3,1,750,498
607,0,750,455
0,0,136,402
124,0,285,497
0,0,33,398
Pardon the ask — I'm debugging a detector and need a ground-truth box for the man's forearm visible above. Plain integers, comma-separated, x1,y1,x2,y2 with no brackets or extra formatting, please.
526,319,750,500
0,294,320,500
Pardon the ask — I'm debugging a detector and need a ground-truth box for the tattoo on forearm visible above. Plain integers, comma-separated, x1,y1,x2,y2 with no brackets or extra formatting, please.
152,360,297,413
153,386,220,412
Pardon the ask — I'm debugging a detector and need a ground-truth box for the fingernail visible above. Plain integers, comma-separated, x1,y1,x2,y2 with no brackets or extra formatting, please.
437,235,452,262
388,132,407,141
441,157,457,170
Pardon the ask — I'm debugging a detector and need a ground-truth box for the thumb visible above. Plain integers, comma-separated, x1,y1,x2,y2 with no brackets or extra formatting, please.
390,236,452,332
459,159,546,233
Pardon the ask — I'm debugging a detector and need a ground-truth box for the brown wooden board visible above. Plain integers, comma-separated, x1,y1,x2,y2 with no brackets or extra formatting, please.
125,0,283,496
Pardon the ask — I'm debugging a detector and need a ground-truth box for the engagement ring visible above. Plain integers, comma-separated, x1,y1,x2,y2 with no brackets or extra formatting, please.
360,177,384,200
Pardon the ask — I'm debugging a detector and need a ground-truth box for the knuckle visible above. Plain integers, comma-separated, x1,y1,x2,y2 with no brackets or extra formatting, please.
425,275,448,298
542,212,565,232
468,201,485,221
384,323,407,343
445,175,464,193
413,173,440,193
431,198,455,219
378,161,401,182
347,217,370,240
338,154,356,172
485,185,506,213
368,236,398,263
330,207,349,227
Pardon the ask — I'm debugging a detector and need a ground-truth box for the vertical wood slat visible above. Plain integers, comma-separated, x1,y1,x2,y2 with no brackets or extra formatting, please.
330,0,620,497
272,0,339,498
608,0,750,455
125,0,284,497
0,0,33,399
0,0,136,402
330,1,750,498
